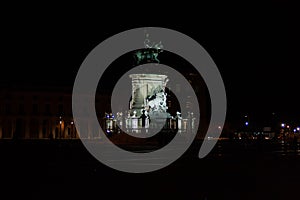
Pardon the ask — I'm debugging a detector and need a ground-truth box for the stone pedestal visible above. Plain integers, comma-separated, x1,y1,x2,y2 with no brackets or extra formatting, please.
129,74,168,117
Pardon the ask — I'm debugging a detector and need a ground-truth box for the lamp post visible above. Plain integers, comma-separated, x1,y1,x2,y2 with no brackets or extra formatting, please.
244,115,249,127
244,114,249,139
281,123,287,143
287,125,291,142
59,120,62,139
70,121,74,138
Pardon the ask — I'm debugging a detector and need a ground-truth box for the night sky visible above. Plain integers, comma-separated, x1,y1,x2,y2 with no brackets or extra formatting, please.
2,1,299,127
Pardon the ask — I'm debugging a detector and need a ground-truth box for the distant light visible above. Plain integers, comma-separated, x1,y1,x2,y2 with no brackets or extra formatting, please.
244,115,248,118
281,123,285,128
287,125,290,129
59,116,62,119
245,122,249,126
218,126,222,130
297,127,300,131
71,121,74,125
293,129,297,133
59,121,62,124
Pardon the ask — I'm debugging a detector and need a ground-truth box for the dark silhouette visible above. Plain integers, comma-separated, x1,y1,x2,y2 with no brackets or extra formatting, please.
140,110,147,128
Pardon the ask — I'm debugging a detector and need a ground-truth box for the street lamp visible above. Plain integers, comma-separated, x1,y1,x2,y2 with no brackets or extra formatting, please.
70,121,74,138
59,120,62,139
280,123,286,142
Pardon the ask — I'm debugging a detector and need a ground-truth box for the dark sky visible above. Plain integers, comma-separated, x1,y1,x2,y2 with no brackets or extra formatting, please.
1,1,299,125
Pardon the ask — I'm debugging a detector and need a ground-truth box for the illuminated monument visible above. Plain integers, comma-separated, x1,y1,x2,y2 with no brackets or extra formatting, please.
129,32,168,119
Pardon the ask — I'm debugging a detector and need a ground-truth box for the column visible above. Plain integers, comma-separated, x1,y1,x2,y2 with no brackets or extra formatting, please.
132,117,138,129
11,118,16,139
74,123,80,139
25,118,30,139
177,118,182,130
38,119,43,139
87,121,91,139
51,119,56,139
0,119,2,139
63,124,68,139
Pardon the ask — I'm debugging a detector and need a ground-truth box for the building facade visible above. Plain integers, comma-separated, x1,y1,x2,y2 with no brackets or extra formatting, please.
0,85,111,139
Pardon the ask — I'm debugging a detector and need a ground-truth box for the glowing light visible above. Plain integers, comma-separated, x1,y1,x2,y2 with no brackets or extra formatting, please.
245,122,249,126
297,127,300,131
293,129,297,133
59,121,62,124
218,126,222,130
287,125,290,129
71,121,74,125
281,123,285,128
